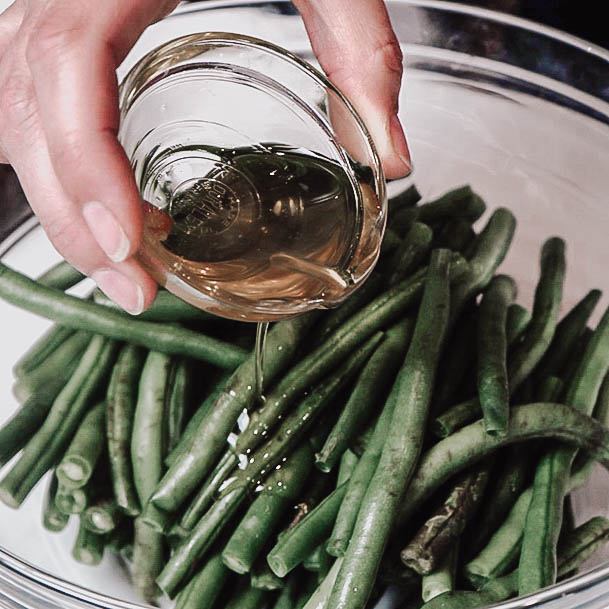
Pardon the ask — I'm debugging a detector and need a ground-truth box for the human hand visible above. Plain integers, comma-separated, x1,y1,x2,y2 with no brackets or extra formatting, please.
0,0,409,314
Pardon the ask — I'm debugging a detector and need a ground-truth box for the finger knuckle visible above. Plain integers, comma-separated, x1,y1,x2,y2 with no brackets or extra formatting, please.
25,10,85,67
0,72,36,132
374,38,404,78
43,212,83,257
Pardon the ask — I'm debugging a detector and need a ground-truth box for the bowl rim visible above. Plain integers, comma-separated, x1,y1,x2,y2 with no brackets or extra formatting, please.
2,1,609,608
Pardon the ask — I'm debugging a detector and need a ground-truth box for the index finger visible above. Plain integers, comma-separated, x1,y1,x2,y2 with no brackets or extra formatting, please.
24,0,178,263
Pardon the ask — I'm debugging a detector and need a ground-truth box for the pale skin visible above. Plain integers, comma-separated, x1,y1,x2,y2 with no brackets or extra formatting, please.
0,0,410,314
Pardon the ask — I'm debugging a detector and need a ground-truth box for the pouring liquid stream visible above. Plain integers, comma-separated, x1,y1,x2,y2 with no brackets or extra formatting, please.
254,321,269,404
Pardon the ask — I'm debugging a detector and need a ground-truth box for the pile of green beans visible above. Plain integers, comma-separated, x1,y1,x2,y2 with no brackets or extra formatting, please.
2,183,609,609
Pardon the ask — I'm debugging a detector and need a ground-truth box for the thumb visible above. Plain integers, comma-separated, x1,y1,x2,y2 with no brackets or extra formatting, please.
295,0,411,179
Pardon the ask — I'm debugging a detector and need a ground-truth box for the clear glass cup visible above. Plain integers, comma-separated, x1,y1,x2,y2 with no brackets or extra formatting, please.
118,32,386,321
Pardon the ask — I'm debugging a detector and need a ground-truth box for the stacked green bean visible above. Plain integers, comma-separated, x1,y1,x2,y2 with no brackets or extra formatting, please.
2,183,609,609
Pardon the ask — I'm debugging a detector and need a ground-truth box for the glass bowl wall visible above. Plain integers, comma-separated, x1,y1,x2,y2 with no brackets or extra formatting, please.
2,2,609,608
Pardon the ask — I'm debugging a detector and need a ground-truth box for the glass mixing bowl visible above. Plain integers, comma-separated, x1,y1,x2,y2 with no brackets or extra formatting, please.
2,1,609,608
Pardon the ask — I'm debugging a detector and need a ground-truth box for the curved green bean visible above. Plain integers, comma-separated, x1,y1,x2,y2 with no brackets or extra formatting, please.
396,402,609,530
0,262,246,368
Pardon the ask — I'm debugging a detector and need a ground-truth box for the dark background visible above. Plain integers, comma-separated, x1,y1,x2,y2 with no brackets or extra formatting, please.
457,0,608,49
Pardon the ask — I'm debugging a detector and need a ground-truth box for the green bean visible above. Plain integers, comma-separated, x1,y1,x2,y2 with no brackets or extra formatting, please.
174,552,229,609
421,545,458,602
55,483,88,515
166,358,191,453
132,351,173,534
328,249,451,609
315,319,413,473
401,465,490,575
420,571,518,609
465,460,592,589
380,228,402,259
302,558,343,609
157,339,379,598
435,239,566,437
336,450,358,487
561,326,593,385
519,305,609,594
387,222,433,286
175,450,236,534
593,370,609,427
164,373,230,468
288,474,334,532
432,306,478,414
557,516,609,578
83,499,123,534
252,561,285,590
508,237,566,391
106,522,133,556
559,496,576,550
12,330,90,404
56,401,106,489
303,544,330,573
268,484,347,578
37,260,85,290
229,253,466,467
391,186,485,236
295,572,323,609
389,184,422,212
222,442,314,574
464,485,532,589
130,351,172,601
132,351,171,506
13,324,74,378
0,262,247,368
396,403,609,530
93,288,214,322
72,517,105,566
314,275,384,345
434,218,475,253
132,519,164,603
449,208,516,325
271,574,301,609
428,515,609,609
151,313,320,513
327,371,400,558
107,344,146,516
477,276,517,436
1,346,88,468
42,472,69,532
506,304,531,345
225,581,269,609
534,289,602,381
465,448,531,559
0,336,117,508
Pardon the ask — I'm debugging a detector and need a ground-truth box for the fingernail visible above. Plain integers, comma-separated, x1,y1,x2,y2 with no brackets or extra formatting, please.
82,202,130,263
389,115,413,174
92,268,144,315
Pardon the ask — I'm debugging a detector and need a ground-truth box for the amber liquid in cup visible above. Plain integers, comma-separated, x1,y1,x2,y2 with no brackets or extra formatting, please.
139,141,381,322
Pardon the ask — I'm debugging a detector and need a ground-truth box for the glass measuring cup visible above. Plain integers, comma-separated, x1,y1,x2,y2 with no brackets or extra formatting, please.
118,32,386,321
